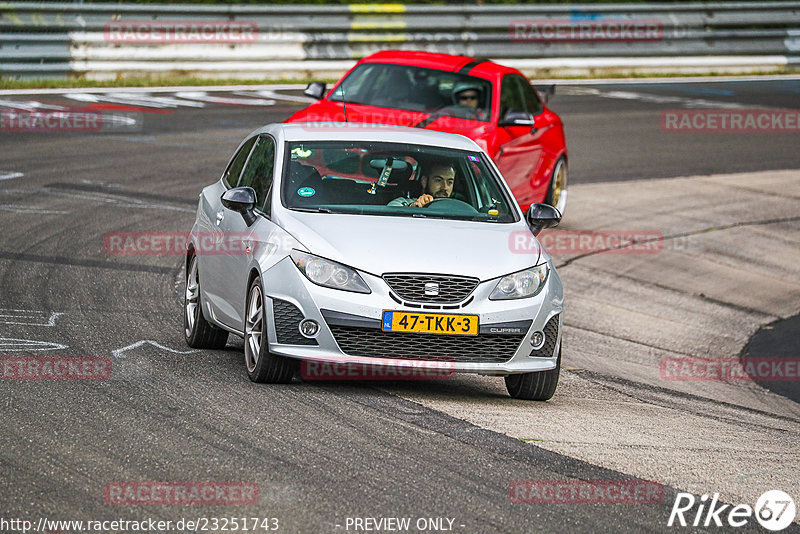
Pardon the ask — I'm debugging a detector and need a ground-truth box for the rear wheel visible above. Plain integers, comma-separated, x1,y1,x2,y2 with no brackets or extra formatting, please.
505,347,561,401
244,276,296,383
544,157,567,216
184,254,228,349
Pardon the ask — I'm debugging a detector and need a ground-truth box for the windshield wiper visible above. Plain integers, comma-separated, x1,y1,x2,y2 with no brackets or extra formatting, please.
291,207,335,213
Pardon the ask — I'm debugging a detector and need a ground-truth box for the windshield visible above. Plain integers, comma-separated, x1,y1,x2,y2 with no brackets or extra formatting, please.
329,63,493,122
282,141,517,223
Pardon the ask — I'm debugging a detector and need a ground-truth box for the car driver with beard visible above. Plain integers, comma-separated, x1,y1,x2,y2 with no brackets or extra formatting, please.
388,162,456,208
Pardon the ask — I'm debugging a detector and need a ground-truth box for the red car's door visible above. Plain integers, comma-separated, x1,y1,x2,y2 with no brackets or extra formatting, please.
494,74,548,207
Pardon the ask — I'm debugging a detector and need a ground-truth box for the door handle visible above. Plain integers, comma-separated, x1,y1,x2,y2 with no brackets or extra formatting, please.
215,211,224,225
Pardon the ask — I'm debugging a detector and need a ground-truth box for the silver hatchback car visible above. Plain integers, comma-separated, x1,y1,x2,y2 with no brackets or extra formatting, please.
184,123,564,400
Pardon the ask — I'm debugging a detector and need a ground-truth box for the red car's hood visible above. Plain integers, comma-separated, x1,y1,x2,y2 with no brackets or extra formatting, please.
287,101,492,149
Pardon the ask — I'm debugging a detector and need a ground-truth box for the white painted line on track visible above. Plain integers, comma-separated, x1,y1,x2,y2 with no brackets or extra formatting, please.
0,172,24,181
105,92,206,108
0,309,64,327
561,87,750,109
0,338,68,352
233,89,315,104
64,92,205,109
111,340,199,358
0,205,70,215
173,91,276,106
0,99,67,112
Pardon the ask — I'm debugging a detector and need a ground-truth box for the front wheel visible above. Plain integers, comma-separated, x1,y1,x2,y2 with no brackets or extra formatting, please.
504,347,561,401
544,157,567,216
244,276,296,383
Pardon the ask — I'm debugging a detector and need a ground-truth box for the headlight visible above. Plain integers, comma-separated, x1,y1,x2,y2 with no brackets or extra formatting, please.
290,250,371,294
489,264,549,300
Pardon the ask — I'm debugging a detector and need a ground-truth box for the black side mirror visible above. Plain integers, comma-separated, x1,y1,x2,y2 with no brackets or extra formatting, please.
526,203,561,236
221,187,257,226
303,81,327,100
499,109,535,127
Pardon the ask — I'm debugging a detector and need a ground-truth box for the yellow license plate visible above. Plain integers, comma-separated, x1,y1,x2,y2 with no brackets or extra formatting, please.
381,311,479,336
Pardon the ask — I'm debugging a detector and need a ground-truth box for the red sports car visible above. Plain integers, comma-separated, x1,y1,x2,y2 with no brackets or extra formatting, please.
286,50,568,214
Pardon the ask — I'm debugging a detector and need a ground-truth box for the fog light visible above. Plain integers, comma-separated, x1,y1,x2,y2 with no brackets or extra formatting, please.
530,330,545,350
299,319,319,338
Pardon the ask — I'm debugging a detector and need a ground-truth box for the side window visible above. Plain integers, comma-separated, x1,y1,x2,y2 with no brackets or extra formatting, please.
499,75,526,121
519,76,543,116
223,137,256,188
237,135,275,213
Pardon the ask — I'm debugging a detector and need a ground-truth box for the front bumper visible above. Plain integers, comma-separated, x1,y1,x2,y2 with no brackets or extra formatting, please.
261,257,563,375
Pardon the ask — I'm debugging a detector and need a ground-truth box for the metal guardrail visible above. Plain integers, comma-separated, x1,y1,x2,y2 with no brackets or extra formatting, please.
1,2,799,79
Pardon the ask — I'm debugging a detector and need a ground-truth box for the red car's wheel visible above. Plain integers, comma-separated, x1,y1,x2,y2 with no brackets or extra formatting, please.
545,157,568,216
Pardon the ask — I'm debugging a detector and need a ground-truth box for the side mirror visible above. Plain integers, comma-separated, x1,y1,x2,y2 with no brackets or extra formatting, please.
221,187,257,226
499,109,535,127
526,203,561,236
303,81,327,100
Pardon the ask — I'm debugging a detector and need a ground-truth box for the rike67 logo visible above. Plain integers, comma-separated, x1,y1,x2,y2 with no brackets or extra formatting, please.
668,490,796,531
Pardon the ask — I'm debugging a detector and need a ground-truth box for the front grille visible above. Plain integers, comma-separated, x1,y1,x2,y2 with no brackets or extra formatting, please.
530,314,560,358
382,273,479,303
328,325,524,363
272,298,317,346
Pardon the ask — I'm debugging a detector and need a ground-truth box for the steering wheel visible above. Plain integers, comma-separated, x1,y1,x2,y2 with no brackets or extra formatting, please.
422,197,479,214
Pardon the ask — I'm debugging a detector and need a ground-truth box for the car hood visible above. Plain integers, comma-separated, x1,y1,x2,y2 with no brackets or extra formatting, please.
287,102,493,148
274,211,540,281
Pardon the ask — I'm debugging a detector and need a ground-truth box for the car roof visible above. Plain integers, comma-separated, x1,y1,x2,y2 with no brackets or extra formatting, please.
359,50,513,76
260,122,483,151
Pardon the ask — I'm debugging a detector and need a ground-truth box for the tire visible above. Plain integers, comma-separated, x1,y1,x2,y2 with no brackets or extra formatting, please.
244,276,296,384
184,254,228,349
504,347,561,401
544,157,567,216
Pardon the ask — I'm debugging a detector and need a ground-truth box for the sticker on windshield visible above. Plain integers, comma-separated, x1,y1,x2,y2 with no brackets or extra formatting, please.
291,147,312,159
468,155,480,162
297,187,316,197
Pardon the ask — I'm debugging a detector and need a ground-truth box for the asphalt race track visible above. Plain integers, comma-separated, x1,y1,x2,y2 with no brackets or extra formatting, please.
0,79,798,533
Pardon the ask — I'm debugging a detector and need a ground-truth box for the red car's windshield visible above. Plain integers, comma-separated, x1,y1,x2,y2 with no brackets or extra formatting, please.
329,63,493,122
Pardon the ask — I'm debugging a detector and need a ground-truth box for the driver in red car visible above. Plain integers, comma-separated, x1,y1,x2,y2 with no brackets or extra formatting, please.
451,81,488,121
388,162,456,207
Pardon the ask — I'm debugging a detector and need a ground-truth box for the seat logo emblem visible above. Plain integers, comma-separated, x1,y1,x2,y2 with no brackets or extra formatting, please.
424,282,440,296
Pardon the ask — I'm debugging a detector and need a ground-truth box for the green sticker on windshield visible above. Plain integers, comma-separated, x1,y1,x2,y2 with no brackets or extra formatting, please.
297,187,316,197
292,147,312,158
